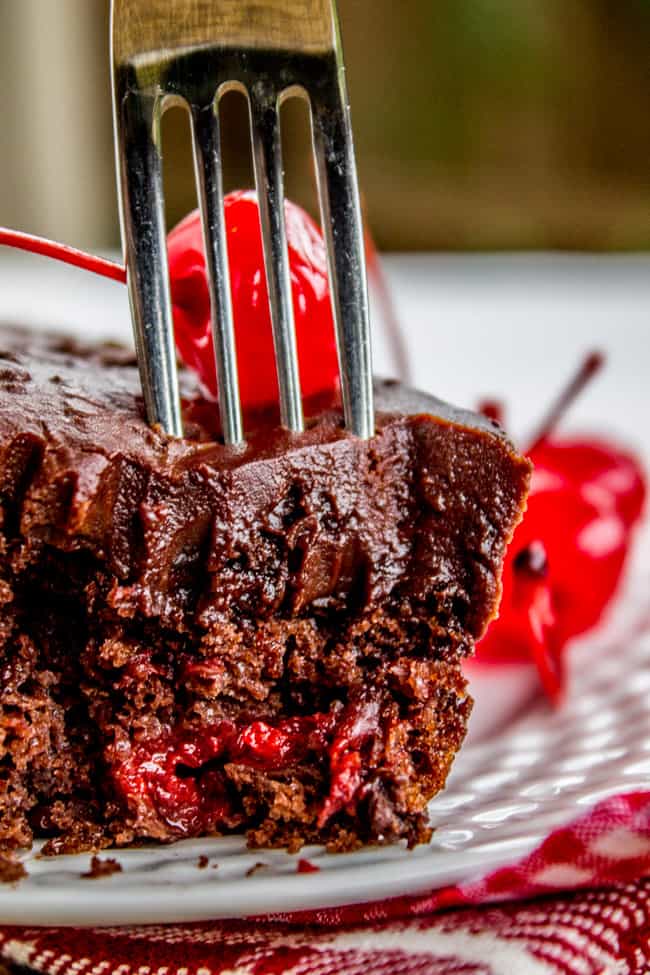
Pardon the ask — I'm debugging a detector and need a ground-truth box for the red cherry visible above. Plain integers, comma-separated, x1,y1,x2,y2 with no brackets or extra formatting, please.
530,438,645,529
167,190,339,414
476,435,646,696
475,352,646,701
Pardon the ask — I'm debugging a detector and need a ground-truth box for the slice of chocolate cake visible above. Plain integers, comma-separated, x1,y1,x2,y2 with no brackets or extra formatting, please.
0,326,530,854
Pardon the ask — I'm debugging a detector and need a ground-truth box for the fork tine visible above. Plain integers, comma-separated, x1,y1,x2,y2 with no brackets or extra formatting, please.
249,91,304,433
114,88,183,438
311,74,375,440
191,102,244,446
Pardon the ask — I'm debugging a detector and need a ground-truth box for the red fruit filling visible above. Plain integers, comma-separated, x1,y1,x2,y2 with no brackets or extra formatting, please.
167,190,340,414
317,696,380,826
109,697,382,838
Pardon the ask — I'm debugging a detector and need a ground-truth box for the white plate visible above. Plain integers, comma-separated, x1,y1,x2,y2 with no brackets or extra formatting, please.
0,253,647,925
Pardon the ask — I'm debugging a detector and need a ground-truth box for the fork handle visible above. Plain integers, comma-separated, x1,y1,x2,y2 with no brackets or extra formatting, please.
114,0,334,60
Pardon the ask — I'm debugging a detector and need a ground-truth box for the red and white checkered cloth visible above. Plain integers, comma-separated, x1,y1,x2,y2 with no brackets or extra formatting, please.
2,790,650,975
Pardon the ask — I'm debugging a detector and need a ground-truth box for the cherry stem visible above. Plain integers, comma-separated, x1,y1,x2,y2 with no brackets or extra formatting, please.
0,228,127,285
364,231,412,384
527,351,605,453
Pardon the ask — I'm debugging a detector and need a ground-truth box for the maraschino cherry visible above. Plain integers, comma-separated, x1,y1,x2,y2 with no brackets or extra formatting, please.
476,354,646,702
167,190,339,410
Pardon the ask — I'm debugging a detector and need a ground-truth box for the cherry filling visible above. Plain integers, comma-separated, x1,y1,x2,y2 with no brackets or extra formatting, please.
110,698,382,837
112,726,234,836
317,696,380,826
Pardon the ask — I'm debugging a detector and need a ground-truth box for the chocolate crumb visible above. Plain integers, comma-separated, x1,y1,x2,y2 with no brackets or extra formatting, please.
82,855,122,879
197,855,209,869
0,855,27,884
246,861,268,877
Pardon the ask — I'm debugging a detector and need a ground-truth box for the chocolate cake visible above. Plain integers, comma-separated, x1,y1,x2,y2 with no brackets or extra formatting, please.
0,325,530,854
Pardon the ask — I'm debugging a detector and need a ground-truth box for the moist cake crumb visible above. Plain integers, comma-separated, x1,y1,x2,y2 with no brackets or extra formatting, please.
246,862,268,877
0,854,26,884
82,856,123,879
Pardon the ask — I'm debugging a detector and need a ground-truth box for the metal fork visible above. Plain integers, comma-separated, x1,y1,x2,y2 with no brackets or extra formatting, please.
111,0,374,444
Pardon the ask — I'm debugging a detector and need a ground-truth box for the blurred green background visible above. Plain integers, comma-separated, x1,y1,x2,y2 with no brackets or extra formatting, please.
0,0,648,251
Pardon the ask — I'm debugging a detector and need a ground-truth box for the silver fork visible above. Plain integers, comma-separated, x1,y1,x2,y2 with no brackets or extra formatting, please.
111,0,374,444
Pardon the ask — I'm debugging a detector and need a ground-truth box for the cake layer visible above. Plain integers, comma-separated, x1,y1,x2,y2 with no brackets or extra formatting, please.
0,326,530,852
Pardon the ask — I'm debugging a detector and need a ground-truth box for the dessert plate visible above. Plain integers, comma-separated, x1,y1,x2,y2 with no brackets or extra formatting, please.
1,526,647,926
0,254,647,925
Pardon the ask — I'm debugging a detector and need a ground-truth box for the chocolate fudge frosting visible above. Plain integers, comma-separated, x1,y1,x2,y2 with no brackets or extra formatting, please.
0,325,520,632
